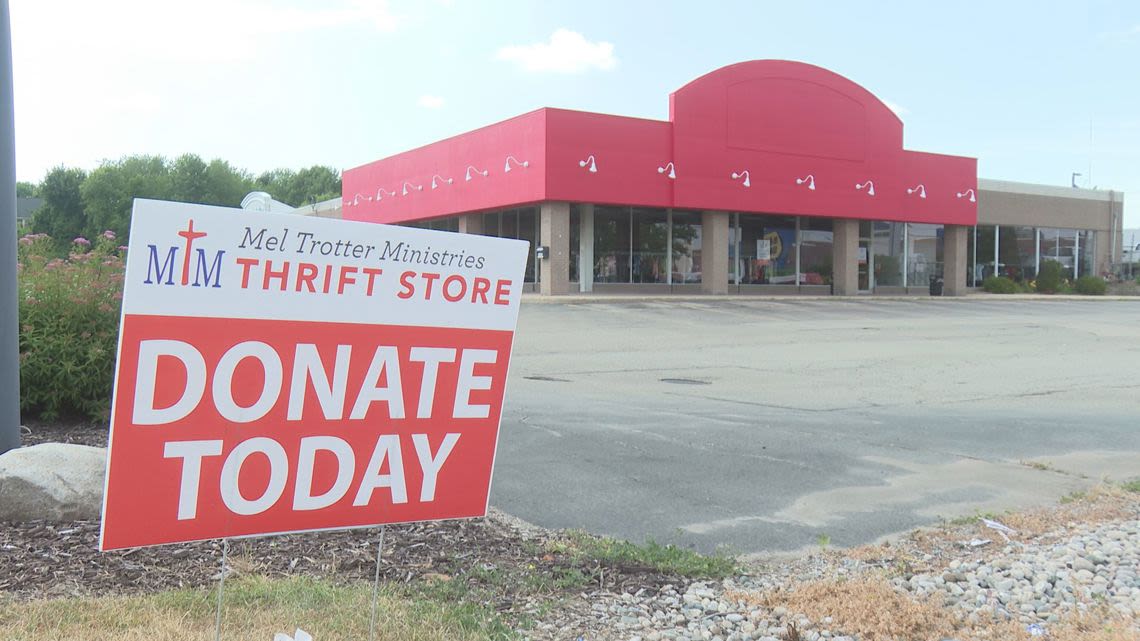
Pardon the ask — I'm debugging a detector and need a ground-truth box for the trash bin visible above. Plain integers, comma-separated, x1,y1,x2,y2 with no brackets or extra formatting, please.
929,276,944,296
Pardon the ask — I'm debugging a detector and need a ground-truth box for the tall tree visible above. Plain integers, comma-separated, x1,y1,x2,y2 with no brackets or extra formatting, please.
16,180,37,197
201,158,252,206
288,165,340,206
254,165,340,207
30,166,86,241
169,153,208,204
80,155,171,240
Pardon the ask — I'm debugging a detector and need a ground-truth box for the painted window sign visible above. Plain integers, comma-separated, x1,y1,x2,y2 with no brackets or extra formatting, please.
99,200,528,550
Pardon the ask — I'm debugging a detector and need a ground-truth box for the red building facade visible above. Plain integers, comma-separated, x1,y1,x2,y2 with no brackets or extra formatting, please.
342,60,987,296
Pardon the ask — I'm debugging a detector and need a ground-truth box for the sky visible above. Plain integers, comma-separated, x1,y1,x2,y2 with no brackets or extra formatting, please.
10,0,1140,228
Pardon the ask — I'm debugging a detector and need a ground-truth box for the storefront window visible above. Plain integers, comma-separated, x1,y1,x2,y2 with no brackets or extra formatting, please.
975,225,996,281
632,208,668,283
1039,228,1077,279
406,217,458,232
872,222,905,287
672,211,702,284
799,218,832,285
967,226,978,287
739,214,796,284
481,211,500,236
594,206,631,283
517,208,537,283
906,223,944,287
569,206,580,283
996,225,1035,282
479,208,537,282
1078,230,1095,278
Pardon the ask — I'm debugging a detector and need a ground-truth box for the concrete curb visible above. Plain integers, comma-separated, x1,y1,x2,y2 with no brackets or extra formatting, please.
520,292,1139,304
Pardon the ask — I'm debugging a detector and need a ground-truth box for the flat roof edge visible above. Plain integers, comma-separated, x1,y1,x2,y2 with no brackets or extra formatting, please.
979,178,1123,202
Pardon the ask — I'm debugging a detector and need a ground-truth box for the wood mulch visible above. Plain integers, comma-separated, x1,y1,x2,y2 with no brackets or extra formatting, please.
4,422,686,625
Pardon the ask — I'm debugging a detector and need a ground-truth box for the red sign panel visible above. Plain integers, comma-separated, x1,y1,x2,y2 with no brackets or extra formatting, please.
100,200,528,550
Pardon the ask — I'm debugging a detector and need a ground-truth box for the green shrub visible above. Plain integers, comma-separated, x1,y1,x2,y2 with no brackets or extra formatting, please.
1073,275,1107,295
982,275,1018,294
18,232,124,421
1036,260,1064,294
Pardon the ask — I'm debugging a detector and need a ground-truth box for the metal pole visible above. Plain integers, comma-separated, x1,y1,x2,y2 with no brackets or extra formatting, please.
369,526,387,641
0,0,21,455
214,538,229,641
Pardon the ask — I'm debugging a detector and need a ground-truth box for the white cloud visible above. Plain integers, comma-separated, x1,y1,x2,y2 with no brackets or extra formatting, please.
417,95,445,109
496,29,616,74
882,99,909,118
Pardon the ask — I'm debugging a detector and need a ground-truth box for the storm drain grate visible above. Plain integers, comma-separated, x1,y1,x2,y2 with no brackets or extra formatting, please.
659,377,711,385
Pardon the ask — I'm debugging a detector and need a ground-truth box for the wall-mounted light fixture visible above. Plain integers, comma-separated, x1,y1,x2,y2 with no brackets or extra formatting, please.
578,155,597,173
731,170,750,187
855,180,875,196
907,184,927,199
504,156,529,172
795,174,816,190
401,181,422,196
956,188,976,203
375,187,397,201
431,175,453,189
465,166,489,181
657,162,676,179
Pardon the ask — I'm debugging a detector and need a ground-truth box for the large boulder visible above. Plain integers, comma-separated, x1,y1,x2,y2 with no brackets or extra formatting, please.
0,443,107,521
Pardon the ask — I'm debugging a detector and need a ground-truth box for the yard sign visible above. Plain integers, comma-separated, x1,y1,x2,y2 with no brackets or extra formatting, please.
99,199,529,550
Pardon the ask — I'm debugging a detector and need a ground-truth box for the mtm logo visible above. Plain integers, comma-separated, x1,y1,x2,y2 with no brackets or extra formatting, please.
144,220,225,288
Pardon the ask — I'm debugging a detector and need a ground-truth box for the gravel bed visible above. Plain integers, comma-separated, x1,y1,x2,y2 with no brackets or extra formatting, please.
559,511,1140,641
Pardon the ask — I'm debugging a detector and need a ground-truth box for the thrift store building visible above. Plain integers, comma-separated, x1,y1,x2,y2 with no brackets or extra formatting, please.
333,60,1125,296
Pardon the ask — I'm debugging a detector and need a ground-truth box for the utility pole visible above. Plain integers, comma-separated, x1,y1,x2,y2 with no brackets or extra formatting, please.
0,0,20,454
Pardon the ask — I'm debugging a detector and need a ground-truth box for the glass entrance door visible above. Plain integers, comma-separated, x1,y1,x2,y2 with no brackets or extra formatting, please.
858,239,872,292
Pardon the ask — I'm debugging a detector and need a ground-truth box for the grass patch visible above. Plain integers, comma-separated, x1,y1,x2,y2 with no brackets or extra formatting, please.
1121,479,1140,493
941,510,1004,527
0,575,512,641
1021,459,1057,472
1060,490,1087,504
551,531,737,578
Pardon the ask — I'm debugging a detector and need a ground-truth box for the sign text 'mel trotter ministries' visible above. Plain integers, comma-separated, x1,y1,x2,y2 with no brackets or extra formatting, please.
99,199,529,550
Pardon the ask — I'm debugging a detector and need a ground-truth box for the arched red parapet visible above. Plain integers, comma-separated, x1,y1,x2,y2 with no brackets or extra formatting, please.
668,60,976,225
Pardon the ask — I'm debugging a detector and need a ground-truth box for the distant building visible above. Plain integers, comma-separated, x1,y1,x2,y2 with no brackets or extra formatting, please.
1123,229,1140,263
16,197,43,225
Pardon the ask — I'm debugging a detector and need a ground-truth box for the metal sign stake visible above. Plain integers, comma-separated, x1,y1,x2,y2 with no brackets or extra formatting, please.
214,538,229,641
368,526,387,641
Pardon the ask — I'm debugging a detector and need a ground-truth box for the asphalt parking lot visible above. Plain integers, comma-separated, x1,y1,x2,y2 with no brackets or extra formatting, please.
490,296,1140,555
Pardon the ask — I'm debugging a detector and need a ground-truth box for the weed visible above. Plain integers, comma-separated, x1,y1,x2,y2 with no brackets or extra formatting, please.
1060,490,1087,504
942,510,1003,527
816,533,831,549
553,530,737,578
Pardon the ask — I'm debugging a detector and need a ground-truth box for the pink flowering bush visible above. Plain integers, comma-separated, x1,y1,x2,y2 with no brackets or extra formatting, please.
18,232,125,421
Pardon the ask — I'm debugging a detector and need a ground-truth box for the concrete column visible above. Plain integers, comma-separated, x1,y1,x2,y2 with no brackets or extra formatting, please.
457,213,483,235
701,210,729,294
832,218,859,295
540,202,571,295
578,204,594,293
943,224,969,296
